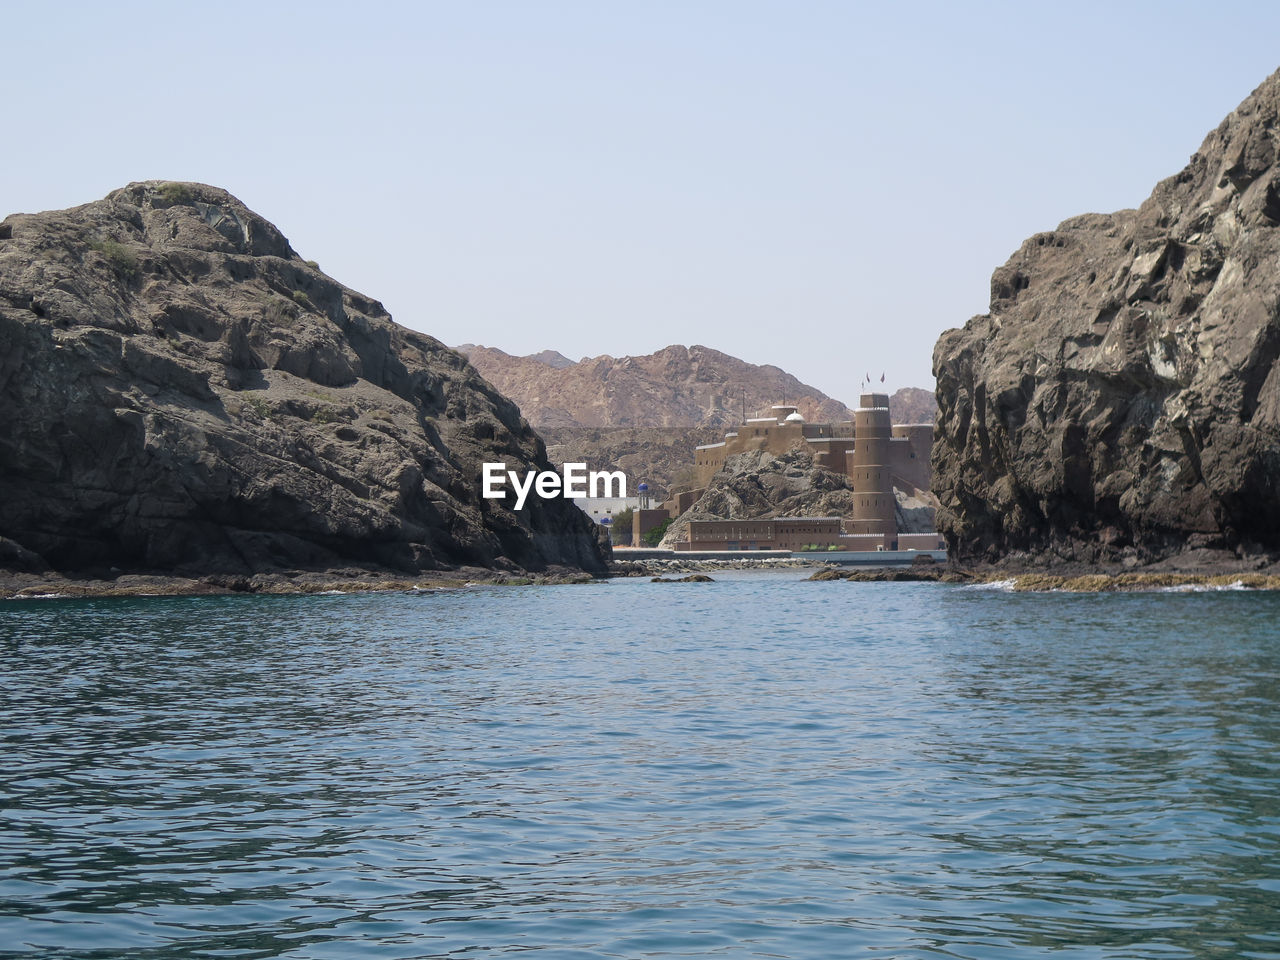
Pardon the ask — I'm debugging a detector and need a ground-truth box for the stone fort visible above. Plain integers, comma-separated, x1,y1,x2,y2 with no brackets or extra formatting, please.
637,392,939,551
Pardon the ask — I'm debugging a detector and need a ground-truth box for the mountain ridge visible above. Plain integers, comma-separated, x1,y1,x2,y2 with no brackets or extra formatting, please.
457,342,856,429
459,342,937,429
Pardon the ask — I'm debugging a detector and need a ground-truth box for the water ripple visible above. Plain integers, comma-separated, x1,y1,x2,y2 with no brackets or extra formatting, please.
1,574,1278,958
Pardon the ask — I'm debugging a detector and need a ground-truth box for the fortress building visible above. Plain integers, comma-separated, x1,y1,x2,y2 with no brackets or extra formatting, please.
847,396,896,542
692,396,931,496
651,392,939,552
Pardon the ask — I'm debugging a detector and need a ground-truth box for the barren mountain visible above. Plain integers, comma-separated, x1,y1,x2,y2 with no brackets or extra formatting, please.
457,344,575,370
458,343,854,429
933,69,1280,568
889,387,937,425
0,182,608,580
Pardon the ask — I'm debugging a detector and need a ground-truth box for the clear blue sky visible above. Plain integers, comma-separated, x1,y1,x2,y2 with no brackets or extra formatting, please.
7,1,1278,404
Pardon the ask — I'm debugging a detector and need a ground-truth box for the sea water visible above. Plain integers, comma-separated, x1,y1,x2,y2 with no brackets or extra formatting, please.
1,570,1277,959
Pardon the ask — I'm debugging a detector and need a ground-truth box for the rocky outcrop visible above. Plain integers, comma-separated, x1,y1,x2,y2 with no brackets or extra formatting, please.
0,182,608,577
933,70,1280,566
658,448,856,548
458,343,853,429
895,489,940,535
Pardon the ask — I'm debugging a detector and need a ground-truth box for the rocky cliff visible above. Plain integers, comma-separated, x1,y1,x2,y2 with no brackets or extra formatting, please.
0,182,608,578
933,70,1280,566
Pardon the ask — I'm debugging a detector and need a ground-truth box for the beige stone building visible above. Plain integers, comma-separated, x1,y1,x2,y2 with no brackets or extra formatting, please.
682,517,845,551
692,396,931,496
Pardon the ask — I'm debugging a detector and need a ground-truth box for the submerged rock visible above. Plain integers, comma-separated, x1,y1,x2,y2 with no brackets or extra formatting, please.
933,69,1280,566
0,182,608,577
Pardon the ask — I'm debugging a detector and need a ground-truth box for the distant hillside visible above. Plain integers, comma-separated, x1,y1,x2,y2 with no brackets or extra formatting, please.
888,387,937,425
457,343,853,429
457,344,575,370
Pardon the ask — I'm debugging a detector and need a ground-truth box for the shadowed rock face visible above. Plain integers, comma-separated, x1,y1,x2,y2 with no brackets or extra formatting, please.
933,70,1280,565
0,182,608,576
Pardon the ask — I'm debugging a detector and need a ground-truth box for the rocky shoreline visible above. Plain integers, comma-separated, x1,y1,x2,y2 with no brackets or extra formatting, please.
0,566,604,600
806,565,1280,591
9,548,1280,598
0,555,822,598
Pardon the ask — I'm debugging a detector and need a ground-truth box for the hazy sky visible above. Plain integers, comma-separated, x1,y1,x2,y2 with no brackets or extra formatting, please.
7,2,1279,405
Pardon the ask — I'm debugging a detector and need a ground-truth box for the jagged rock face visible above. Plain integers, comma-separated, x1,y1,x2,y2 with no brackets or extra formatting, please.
459,343,853,429
933,70,1280,565
0,182,608,576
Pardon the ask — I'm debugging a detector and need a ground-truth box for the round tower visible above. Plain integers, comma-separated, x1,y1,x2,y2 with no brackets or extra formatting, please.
848,392,896,546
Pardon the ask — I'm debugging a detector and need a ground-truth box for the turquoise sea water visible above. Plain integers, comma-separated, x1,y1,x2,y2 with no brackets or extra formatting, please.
1,571,1278,959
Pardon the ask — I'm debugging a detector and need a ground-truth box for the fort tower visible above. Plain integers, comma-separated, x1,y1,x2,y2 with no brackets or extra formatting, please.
846,392,896,545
